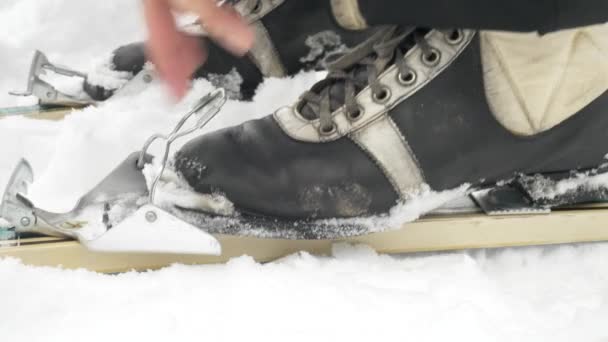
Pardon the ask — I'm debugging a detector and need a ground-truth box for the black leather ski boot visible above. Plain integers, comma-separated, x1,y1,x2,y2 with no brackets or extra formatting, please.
83,42,148,101
83,0,374,101
174,26,608,223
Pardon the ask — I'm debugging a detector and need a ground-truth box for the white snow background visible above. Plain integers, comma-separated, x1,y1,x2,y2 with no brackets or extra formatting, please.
1,1,608,341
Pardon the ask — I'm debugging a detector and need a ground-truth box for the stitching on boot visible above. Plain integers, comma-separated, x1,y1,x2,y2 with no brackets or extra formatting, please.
349,115,426,200
537,33,577,130
481,32,537,133
539,30,601,130
348,135,402,200
386,115,427,183
482,26,608,135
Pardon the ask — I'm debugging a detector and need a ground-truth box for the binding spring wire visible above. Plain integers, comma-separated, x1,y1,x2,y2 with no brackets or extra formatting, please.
137,88,227,204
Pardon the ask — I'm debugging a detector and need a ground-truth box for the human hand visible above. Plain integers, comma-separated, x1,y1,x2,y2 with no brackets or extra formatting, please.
143,0,254,99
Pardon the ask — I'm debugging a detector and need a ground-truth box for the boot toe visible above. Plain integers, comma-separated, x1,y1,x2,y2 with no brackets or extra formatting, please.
112,42,147,74
174,116,399,219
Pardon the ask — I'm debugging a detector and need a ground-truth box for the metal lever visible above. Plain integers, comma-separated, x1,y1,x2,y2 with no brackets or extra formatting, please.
10,50,92,106
137,88,227,203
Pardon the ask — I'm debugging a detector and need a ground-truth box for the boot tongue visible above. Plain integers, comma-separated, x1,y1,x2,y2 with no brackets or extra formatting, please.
299,66,370,120
298,31,382,120
298,27,427,120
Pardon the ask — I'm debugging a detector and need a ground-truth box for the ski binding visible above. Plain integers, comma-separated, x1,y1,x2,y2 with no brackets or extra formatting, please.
0,89,227,255
9,50,156,110
10,50,93,107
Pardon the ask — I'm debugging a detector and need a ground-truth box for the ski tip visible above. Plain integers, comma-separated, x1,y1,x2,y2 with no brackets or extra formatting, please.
82,205,222,256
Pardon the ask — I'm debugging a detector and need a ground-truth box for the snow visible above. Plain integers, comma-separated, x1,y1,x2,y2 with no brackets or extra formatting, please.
3,244,608,341
523,170,608,201
0,0,145,107
206,67,245,100
147,166,236,216
85,56,134,90
2,1,608,341
320,184,471,235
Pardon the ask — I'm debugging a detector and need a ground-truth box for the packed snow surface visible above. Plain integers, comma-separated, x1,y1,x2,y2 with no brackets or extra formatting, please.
2,1,608,341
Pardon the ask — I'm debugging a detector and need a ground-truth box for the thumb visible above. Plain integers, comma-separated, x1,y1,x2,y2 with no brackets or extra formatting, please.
144,0,207,99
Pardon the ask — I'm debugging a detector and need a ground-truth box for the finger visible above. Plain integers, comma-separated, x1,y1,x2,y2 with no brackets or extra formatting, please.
144,0,207,99
170,0,254,55
161,34,208,99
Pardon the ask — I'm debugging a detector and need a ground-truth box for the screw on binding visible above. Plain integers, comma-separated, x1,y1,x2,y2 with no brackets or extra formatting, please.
145,210,158,223
20,217,31,227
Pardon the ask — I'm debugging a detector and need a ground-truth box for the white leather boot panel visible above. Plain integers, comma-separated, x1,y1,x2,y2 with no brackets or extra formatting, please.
350,116,425,199
481,24,608,135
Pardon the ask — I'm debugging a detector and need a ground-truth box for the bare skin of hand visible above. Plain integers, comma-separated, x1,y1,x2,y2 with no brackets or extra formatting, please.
143,0,254,99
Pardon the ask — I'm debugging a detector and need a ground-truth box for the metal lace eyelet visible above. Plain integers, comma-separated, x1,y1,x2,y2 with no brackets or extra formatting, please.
421,48,441,67
372,86,392,104
251,0,262,14
319,122,337,135
397,69,417,86
445,29,464,45
346,106,364,122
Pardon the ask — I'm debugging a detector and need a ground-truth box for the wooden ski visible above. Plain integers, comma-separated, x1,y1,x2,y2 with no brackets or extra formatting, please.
2,205,607,273
0,105,83,121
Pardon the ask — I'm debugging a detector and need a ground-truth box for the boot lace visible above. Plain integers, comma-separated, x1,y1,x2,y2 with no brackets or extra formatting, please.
297,26,456,134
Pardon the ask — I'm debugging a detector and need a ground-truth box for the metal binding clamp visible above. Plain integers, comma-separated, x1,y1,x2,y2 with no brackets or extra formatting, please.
137,88,227,204
10,50,92,107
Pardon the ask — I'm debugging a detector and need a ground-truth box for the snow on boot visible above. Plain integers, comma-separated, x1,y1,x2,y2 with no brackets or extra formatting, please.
83,0,375,101
174,25,608,225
